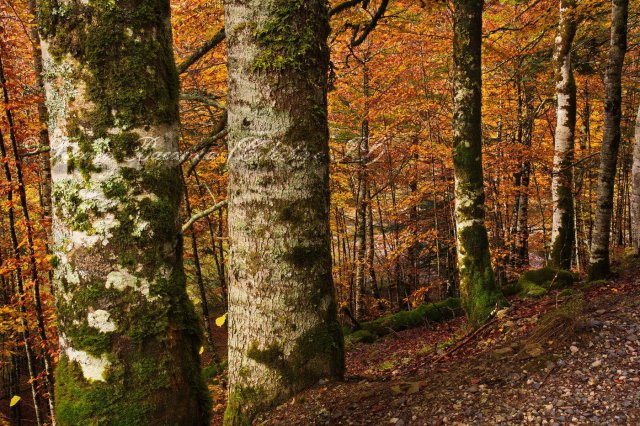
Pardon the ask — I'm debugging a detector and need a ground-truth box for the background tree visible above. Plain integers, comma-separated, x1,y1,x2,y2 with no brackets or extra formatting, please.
589,0,629,280
632,105,640,256
550,0,578,269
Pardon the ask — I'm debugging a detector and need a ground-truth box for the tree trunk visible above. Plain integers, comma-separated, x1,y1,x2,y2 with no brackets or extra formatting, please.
27,0,53,222
223,0,344,423
38,0,210,422
588,0,628,280
182,175,214,347
354,60,371,319
631,105,640,256
367,188,380,299
550,0,578,269
451,0,500,326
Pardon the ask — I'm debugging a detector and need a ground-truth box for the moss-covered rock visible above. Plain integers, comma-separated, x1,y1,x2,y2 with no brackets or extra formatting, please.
516,267,578,297
345,330,377,345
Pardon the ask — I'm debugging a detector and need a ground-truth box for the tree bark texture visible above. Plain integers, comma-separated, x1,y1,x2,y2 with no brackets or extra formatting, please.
223,0,345,423
550,0,578,269
38,0,210,423
451,0,500,326
588,0,629,280
632,105,640,256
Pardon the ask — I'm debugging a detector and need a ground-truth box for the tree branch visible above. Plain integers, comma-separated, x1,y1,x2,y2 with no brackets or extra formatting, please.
182,200,228,233
180,111,228,172
176,27,226,75
330,0,365,16
186,129,228,176
350,0,389,47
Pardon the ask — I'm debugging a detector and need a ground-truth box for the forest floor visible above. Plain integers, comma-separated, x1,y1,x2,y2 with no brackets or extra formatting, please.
252,258,640,425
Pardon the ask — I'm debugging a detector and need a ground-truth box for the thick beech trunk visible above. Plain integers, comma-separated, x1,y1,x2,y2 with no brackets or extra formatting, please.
223,0,344,423
451,0,500,326
589,0,629,279
632,105,640,256
550,0,578,269
38,0,209,423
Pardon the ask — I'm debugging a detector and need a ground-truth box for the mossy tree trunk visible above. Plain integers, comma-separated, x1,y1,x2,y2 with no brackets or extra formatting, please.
550,0,578,269
451,0,500,326
38,0,210,423
588,0,629,280
223,0,344,424
631,105,640,256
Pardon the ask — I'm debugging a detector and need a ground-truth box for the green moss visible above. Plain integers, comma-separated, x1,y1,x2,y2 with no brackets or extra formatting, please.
558,288,574,297
56,349,207,425
519,281,547,297
549,187,575,270
223,386,262,426
110,132,140,162
201,360,226,385
56,355,160,425
457,224,502,326
354,298,463,337
251,0,328,73
345,329,377,345
55,283,210,423
518,267,577,296
587,258,609,282
67,323,112,357
501,282,521,297
247,321,344,386
39,0,179,129
101,176,127,199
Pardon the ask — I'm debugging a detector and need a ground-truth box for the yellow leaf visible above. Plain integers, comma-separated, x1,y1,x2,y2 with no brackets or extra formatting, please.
10,395,20,407
215,313,227,327
199,346,204,355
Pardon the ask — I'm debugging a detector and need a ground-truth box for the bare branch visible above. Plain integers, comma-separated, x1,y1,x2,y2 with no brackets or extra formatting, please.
350,0,389,47
182,200,228,233
176,27,226,75
330,0,364,16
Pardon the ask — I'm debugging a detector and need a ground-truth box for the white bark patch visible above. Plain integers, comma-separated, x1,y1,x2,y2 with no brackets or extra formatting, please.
456,218,484,232
105,269,157,300
60,336,111,382
87,310,117,333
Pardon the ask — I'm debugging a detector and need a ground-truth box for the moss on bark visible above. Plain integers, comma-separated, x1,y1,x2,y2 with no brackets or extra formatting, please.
39,0,211,422
452,0,502,327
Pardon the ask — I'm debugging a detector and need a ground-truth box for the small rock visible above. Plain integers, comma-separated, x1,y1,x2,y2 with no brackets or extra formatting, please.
570,345,579,354
591,360,602,368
